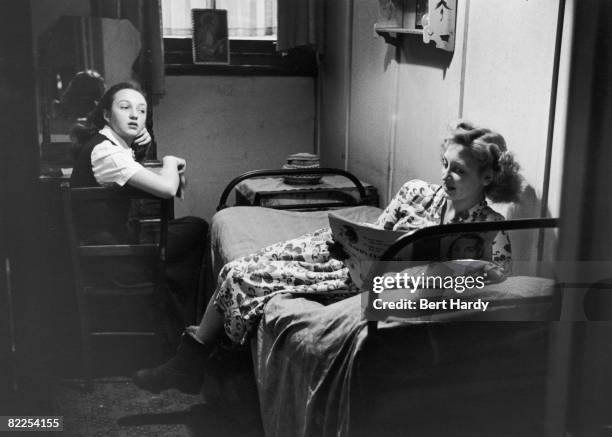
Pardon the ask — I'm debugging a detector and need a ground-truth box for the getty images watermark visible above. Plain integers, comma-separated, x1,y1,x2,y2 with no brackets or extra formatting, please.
362,261,612,322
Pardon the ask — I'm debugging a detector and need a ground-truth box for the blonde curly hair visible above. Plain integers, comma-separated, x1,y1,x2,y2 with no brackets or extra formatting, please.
441,120,523,203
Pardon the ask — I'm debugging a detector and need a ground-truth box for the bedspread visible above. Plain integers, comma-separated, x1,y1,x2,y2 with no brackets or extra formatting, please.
254,292,367,437
253,275,555,437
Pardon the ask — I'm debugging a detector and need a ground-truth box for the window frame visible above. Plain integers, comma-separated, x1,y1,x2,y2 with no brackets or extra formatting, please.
161,0,316,76
163,37,317,76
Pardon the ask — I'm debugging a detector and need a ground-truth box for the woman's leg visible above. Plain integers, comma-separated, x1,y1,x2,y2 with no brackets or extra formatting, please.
133,228,338,394
132,291,223,394
192,297,224,343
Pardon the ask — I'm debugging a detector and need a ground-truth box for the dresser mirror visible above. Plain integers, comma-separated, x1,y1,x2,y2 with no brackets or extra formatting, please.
37,15,141,177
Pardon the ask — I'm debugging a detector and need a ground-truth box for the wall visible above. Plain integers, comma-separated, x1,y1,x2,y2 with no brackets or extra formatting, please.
319,1,352,170
322,0,569,220
154,75,315,220
349,1,403,201
460,0,559,218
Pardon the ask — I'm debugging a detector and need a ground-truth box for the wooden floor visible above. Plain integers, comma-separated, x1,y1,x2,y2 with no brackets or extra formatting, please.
4,376,264,437
1,333,263,437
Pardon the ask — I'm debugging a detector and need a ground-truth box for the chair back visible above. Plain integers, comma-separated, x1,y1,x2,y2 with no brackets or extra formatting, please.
61,183,172,286
60,182,173,390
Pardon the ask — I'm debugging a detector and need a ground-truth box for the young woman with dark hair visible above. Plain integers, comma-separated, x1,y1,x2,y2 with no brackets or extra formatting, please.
70,82,207,325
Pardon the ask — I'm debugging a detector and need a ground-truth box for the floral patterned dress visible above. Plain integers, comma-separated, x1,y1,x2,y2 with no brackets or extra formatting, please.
213,179,512,344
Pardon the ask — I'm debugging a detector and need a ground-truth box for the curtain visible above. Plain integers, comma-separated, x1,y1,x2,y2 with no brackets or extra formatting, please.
161,0,212,37
217,0,277,38
276,0,324,53
161,0,276,39
91,0,165,100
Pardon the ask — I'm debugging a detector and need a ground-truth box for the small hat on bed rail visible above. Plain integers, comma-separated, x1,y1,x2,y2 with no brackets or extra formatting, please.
282,153,322,184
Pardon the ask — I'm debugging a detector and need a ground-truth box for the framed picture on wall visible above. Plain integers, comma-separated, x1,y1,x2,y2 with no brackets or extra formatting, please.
192,9,230,65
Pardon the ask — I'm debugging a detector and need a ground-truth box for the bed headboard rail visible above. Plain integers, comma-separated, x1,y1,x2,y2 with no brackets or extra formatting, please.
216,168,368,211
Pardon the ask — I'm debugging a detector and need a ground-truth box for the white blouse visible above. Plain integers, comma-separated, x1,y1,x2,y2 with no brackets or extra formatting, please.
90,125,144,186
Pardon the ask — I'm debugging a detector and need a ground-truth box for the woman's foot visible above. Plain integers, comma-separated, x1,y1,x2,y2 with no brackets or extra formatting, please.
132,333,210,394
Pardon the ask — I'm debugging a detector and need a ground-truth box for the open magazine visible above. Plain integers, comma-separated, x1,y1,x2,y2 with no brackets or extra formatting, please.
328,212,406,288
328,212,497,288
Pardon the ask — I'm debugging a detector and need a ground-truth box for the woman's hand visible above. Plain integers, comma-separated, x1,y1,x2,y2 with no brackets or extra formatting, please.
134,128,152,146
132,128,152,161
162,155,186,173
326,239,349,261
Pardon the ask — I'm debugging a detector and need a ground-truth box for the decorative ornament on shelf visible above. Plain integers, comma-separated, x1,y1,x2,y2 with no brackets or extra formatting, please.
282,153,322,185
422,0,456,52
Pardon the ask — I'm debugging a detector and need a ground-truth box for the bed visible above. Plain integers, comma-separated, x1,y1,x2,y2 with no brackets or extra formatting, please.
205,168,560,437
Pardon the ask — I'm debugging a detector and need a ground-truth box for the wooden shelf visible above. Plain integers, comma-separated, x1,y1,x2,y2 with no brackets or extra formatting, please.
375,0,456,52
374,25,423,46
375,26,423,36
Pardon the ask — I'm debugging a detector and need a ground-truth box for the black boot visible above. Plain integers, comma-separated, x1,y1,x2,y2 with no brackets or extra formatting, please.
132,333,211,394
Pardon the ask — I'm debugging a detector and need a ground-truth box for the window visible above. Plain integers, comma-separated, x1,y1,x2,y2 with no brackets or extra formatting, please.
161,0,316,76
161,0,277,39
